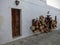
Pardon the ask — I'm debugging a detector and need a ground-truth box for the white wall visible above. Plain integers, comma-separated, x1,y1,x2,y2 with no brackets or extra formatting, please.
0,0,60,44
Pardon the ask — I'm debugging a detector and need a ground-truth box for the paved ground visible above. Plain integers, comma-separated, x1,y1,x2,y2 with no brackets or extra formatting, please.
2,30,60,45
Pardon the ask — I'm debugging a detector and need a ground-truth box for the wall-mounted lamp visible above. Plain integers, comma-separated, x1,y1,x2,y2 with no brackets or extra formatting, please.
15,0,20,6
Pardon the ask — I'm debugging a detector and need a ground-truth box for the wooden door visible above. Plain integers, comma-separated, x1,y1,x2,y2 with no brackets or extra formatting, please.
11,8,21,38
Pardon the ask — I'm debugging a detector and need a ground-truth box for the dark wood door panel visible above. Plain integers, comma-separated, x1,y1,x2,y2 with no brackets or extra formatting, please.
11,8,21,38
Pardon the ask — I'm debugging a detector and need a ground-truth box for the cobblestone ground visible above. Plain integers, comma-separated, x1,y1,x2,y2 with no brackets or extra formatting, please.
2,30,60,45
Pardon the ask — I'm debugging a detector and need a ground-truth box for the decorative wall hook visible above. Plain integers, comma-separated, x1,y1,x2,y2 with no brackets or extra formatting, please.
47,11,50,14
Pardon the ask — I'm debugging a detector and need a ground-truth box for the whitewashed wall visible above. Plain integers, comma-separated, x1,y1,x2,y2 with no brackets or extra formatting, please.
0,0,60,44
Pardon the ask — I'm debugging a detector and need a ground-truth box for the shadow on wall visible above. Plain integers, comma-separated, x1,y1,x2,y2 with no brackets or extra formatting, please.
0,16,3,44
